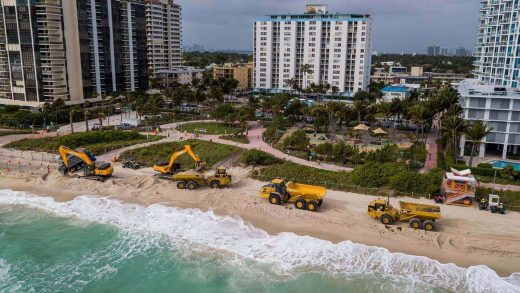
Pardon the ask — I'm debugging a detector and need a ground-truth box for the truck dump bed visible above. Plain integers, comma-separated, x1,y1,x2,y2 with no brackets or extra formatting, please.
286,182,327,199
399,201,441,221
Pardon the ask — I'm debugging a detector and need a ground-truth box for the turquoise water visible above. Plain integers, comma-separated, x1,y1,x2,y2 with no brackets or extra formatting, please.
0,190,519,293
490,160,520,171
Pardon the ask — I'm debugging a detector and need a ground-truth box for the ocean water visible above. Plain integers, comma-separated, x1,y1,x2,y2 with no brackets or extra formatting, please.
0,190,519,293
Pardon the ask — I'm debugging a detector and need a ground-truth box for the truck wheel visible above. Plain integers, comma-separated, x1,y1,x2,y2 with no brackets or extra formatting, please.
409,218,422,229
294,199,307,210
307,200,319,212
187,181,197,190
177,181,186,189
318,199,323,206
380,214,394,225
422,220,435,231
210,180,220,189
268,193,281,205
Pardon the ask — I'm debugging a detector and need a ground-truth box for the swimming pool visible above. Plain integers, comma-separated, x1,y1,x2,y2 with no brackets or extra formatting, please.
489,160,520,171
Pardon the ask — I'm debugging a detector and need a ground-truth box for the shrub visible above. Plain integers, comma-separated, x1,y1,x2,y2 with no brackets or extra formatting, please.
240,149,282,166
5,130,156,155
283,129,309,151
314,142,333,158
477,163,493,169
389,168,443,195
349,163,407,188
364,144,399,164
332,141,358,163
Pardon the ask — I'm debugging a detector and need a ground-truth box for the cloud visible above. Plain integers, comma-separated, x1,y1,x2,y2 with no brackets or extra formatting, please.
178,0,480,53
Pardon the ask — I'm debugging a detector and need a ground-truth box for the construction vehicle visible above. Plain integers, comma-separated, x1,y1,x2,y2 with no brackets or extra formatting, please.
260,179,327,212
442,168,477,206
487,194,506,214
153,145,202,179
173,166,232,190
57,145,113,181
367,198,441,231
122,157,141,170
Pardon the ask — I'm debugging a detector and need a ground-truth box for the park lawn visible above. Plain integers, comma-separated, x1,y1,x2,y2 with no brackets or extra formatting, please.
219,135,249,144
119,139,241,168
177,122,240,135
5,130,162,155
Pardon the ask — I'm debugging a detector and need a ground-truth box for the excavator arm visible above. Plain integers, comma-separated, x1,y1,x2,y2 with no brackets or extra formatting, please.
154,145,203,175
58,145,94,167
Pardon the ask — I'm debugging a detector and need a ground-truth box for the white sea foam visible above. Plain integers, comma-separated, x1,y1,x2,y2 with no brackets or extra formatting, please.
0,189,519,293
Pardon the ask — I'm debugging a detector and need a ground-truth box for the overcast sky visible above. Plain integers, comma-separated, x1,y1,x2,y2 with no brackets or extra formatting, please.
178,0,481,54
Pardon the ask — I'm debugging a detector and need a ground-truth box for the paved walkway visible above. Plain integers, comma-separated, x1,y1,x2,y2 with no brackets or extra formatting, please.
424,127,439,171
99,120,352,172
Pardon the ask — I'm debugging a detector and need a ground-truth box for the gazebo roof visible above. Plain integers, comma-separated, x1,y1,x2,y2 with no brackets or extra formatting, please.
372,128,387,135
353,124,370,131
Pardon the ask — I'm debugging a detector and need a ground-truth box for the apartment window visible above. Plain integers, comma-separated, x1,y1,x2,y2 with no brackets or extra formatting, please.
507,122,518,132
512,111,520,121
489,110,509,120
468,109,485,119
469,97,487,108
491,99,511,109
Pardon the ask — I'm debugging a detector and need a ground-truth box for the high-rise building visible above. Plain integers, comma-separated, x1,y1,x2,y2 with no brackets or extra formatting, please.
427,45,440,56
457,0,520,159
146,0,182,75
253,4,372,96
0,0,182,106
0,0,69,104
455,47,469,57
474,0,520,88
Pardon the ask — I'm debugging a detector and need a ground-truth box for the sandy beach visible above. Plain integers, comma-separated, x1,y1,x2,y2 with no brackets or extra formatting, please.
1,167,519,277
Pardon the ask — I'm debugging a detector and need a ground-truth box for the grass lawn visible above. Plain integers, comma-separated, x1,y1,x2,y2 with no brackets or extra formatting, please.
119,139,241,168
219,135,249,144
5,130,162,155
177,122,240,135
0,130,31,137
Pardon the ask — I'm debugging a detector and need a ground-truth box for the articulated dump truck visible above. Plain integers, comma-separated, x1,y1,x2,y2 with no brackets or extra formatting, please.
260,179,327,212
367,199,441,231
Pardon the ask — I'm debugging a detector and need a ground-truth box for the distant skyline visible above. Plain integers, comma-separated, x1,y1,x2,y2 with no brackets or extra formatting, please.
178,0,480,53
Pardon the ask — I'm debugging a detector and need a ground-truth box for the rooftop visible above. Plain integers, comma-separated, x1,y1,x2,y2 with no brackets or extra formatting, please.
458,79,520,98
257,4,369,21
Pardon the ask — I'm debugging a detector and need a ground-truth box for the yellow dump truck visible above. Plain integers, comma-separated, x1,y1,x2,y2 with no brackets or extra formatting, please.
260,179,327,212
173,166,232,190
367,199,441,231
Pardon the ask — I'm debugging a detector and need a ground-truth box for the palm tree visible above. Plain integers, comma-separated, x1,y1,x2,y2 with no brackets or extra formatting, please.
466,121,493,167
83,101,91,132
301,64,312,89
441,115,468,163
284,78,300,94
410,103,433,143
68,106,81,134
352,100,367,124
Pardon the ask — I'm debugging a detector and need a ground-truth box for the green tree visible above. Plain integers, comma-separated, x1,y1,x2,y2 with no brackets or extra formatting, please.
466,121,493,167
441,115,468,163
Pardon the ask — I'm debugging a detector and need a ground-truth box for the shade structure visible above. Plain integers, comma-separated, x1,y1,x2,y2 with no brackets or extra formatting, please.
353,124,370,131
372,128,387,135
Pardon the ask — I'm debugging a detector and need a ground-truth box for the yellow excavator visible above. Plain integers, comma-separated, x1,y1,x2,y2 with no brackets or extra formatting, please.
57,145,113,181
153,145,206,179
